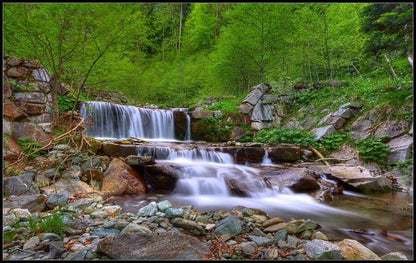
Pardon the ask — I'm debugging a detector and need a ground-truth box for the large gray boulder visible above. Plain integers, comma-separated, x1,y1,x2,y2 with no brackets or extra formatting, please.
96,233,210,260
302,239,344,260
3,194,47,212
214,215,243,237
242,88,264,106
4,172,38,196
387,135,413,164
262,168,320,193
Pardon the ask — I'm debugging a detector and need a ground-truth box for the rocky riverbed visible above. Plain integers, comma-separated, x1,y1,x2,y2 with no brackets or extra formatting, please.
2,143,412,260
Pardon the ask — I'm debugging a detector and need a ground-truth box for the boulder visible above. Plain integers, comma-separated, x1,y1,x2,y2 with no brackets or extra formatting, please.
46,193,69,209
214,215,243,237
3,73,12,98
351,118,373,140
303,239,344,260
331,116,346,130
21,103,46,115
120,223,151,234
242,88,264,106
6,56,24,66
3,194,47,212
10,121,50,145
173,111,188,140
41,179,95,198
31,68,51,82
312,125,336,140
137,202,158,217
239,103,253,114
124,155,155,166
387,135,413,164
171,218,204,235
14,92,46,104
3,100,25,120
268,146,302,162
262,94,278,104
6,66,32,78
143,164,180,190
337,239,380,260
102,143,139,157
97,233,210,260
233,147,265,164
262,168,320,193
101,158,147,196
3,136,22,161
380,252,408,260
374,120,409,140
230,126,247,141
27,113,53,124
4,173,39,196
333,108,355,119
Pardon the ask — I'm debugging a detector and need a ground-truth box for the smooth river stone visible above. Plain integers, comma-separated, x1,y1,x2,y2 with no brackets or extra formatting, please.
263,222,288,232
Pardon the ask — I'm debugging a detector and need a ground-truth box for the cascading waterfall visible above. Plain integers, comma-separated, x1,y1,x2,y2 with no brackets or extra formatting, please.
83,100,355,218
80,101,175,140
184,113,191,141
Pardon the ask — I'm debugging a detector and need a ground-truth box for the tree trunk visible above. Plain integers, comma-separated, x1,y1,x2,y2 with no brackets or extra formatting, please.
178,3,183,53
384,54,398,81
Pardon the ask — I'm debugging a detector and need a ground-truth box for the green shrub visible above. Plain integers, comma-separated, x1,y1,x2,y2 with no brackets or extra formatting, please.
253,128,319,147
27,211,66,236
321,132,348,152
356,138,390,165
17,137,44,160
58,95,78,112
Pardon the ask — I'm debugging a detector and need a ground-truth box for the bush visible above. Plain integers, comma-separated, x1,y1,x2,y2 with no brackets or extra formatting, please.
16,137,45,160
27,211,66,236
253,128,319,147
58,95,78,112
321,132,348,152
356,138,390,165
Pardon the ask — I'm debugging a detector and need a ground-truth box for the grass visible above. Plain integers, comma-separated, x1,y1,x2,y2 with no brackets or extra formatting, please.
27,210,67,236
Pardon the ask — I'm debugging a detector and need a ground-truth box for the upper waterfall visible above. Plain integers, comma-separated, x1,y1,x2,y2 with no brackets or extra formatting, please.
80,101,176,140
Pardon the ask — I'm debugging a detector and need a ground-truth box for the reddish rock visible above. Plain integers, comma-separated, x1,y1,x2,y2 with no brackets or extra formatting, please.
101,158,147,196
239,103,253,114
57,83,69,95
190,111,214,119
102,143,139,157
234,147,265,164
3,100,25,120
21,103,46,115
3,137,23,162
331,116,346,130
3,73,12,98
6,56,23,67
268,146,302,162
6,66,32,78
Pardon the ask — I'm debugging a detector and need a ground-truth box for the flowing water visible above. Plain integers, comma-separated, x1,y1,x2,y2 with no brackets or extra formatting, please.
84,101,413,259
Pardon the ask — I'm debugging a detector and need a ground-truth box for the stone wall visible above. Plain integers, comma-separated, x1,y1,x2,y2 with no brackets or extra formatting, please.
3,55,68,148
239,83,285,131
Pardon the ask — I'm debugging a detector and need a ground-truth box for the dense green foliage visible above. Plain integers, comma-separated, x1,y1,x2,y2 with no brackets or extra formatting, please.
3,3,413,107
16,137,45,160
253,128,319,147
356,138,390,165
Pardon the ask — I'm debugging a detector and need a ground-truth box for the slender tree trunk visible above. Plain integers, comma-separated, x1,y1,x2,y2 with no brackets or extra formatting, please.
384,54,398,82
404,24,413,69
323,11,333,82
178,3,183,53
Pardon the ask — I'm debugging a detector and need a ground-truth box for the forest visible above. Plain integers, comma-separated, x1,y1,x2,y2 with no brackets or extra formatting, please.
4,3,413,107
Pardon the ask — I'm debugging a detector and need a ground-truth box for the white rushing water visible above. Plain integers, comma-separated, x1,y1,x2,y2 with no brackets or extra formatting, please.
184,113,191,141
80,101,175,140
151,148,355,217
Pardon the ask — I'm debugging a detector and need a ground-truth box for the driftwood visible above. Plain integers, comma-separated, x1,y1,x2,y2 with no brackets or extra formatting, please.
4,115,90,171
309,146,329,166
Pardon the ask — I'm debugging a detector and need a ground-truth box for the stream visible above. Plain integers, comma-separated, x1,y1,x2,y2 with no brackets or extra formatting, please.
81,101,413,259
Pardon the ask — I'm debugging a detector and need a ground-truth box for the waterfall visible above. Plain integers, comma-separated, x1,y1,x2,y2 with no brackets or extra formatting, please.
80,101,175,140
184,113,191,141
